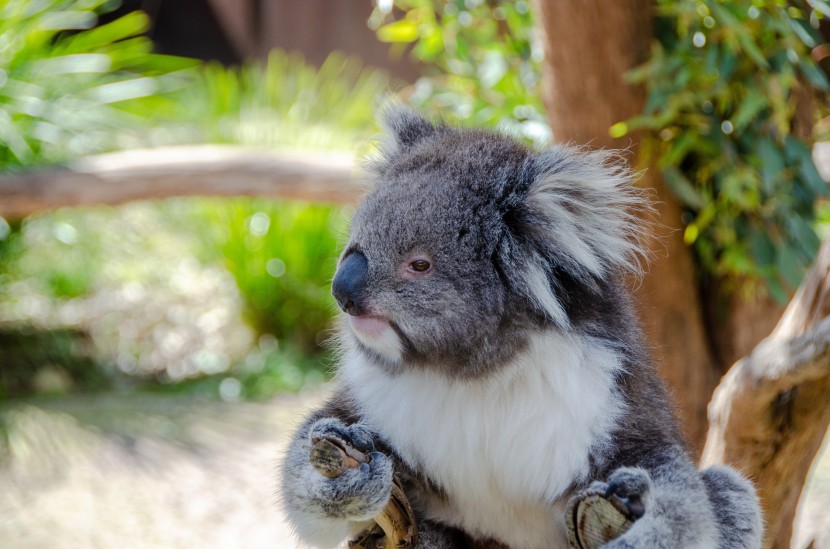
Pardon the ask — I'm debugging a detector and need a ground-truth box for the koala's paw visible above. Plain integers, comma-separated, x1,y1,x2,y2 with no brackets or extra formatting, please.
302,418,394,521
566,468,653,549
602,467,652,519
309,417,377,454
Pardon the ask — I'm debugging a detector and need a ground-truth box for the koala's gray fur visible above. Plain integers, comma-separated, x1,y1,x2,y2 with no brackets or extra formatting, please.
279,106,763,548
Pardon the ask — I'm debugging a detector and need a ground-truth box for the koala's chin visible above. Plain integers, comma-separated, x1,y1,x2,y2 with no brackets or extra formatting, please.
345,315,404,364
279,106,764,549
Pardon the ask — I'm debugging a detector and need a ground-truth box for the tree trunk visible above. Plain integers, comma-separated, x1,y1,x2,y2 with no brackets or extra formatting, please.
531,0,718,449
702,237,830,549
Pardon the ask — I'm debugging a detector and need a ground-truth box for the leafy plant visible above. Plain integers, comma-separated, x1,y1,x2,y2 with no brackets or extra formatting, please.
624,0,829,300
0,3,400,400
0,326,111,398
0,0,195,170
168,51,391,153
182,198,347,353
370,0,550,146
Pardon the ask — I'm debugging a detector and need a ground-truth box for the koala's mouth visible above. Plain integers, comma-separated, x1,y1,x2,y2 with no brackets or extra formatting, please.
347,315,405,362
348,315,391,338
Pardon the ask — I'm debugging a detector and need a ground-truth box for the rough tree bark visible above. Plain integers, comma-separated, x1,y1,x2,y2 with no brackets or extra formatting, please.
531,0,719,449
702,239,830,549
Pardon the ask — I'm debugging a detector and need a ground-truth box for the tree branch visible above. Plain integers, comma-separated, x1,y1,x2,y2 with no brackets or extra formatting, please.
701,238,830,548
0,146,361,219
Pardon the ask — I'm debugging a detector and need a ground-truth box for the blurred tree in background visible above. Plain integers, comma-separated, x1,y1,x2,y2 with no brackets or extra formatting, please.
371,0,550,145
629,0,827,300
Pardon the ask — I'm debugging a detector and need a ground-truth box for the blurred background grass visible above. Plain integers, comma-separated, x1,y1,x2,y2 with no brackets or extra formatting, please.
0,0,393,403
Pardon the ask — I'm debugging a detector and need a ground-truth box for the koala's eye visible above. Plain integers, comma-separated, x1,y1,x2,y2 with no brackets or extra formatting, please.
409,259,432,273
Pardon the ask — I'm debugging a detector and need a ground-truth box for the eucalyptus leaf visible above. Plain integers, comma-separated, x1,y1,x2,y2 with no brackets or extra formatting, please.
376,20,419,43
787,17,819,48
800,61,830,92
736,32,768,68
756,138,784,194
732,91,767,132
748,229,775,268
777,244,805,289
808,0,830,16
788,216,821,257
663,166,706,210
798,154,829,197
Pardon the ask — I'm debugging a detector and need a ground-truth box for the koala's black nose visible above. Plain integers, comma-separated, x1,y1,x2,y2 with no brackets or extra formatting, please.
332,251,369,316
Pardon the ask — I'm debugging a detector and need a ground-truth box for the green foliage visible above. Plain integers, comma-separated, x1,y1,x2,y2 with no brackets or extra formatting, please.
626,0,829,300
0,4,389,390
168,51,390,153
0,0,392,164
152,337,329,400
0,200,338,399
0,0,196,170
0,210,107,301
149,53,387,354
370,0,550,145
0,218,21,293
0,327,111,399
183,198,346,353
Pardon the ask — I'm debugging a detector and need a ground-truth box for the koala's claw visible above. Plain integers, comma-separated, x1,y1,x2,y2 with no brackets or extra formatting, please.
308,418,377,454
604,468,652,520
566,469,653,549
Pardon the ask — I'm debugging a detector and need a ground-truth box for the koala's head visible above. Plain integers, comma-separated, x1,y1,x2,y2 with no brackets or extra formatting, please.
333,107,647,378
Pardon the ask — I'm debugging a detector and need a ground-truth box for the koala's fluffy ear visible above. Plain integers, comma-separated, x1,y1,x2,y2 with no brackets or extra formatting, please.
506,146,650,325
379,104,438,151
527,146,650,279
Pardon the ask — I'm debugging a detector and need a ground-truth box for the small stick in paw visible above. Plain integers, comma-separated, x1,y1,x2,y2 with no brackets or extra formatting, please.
309,436,368,477
566,492,637,549
309,436,418,548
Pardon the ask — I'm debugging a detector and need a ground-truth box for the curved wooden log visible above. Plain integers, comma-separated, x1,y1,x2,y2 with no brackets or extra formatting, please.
0,146,361,219
702,238,830,548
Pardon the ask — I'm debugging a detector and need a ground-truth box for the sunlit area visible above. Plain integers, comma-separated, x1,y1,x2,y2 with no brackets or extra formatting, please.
3,0,830,548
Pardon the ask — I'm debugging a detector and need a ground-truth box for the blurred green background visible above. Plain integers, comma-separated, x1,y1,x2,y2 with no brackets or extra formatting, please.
2,1,830,547
0,0,390,402
3,0,830,402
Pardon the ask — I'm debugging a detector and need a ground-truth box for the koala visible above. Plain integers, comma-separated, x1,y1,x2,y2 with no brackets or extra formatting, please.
280,107,763,549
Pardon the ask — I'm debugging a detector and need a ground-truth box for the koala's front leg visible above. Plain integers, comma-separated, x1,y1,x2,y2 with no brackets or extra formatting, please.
281,417,394,548
569,455,723,549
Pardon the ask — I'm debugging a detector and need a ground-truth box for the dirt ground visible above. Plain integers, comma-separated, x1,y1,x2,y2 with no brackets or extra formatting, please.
1,387,828,549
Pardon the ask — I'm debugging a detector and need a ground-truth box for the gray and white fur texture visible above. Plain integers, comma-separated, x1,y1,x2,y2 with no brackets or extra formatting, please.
279,107,763,549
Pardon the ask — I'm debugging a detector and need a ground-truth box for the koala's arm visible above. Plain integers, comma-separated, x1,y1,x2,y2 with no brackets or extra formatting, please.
279,396,395,548
582,446,762,549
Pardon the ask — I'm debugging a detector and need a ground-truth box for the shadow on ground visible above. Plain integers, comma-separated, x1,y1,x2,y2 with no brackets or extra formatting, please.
1,386,828,549
0,389,329,549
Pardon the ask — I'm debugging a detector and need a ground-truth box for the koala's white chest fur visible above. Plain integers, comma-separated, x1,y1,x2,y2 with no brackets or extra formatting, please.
341,331,625,548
